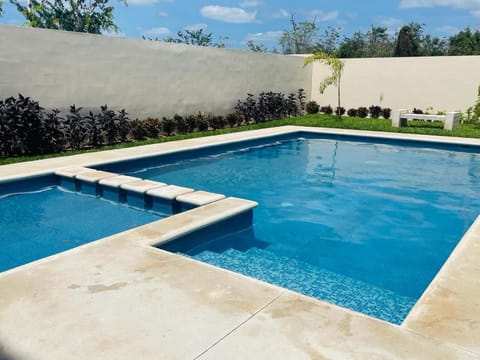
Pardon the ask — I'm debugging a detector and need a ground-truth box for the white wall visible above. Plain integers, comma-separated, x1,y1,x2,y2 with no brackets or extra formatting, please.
2,25,478,118
309,56,480,113
0,25,311,119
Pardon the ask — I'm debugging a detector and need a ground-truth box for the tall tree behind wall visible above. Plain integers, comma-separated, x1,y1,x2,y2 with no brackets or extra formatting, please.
10,0,126,34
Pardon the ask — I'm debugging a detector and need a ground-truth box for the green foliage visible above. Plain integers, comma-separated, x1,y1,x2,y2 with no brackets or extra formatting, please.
0,94,65,157
315,26,341,56
471,85,480,122
0,0,3,16
305,101,319,114
448,27,480,55
320,105,333,115
337,26,394,58
10,0,126,34
394,25,420,57
382,108,392,119
246,40,268,52
4,113,480,165
225,113,243,127
163,28,227,48
161,117,176,136
335,106,345,116
234,90,305,122
304,52,345,110
347,108,357,117
369,105,382,118
337,32,366,58
0,94,134,157
279,14,318,54
421,34,448,56
356,107,368,118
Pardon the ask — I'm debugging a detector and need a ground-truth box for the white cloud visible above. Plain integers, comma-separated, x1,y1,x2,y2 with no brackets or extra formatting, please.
142,27,172,36
376,16,403,28
158,11,168,17
436,25,461,33
128,0,158,5
309,9,339,21
399,0,480,17
272,8,289,18
184,23,207,31
240,0,262,7
200,5,257,23
245,30,283,42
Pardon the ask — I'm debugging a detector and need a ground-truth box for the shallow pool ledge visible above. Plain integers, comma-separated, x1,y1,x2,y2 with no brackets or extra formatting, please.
117,197,259,247
404,215,480,353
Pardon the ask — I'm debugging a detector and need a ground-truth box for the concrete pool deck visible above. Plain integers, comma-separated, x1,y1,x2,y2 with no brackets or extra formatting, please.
1,126,480,359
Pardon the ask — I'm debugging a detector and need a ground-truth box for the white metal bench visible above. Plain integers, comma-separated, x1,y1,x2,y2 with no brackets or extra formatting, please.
392,109,460,130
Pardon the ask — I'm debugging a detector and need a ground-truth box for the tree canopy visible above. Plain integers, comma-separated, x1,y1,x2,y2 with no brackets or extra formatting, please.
10,0,126,34
163,28,227,48
279,14,319,54
448,27,480,55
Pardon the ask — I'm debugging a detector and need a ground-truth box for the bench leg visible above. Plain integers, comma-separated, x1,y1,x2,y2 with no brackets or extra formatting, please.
392,109,407,127
444,112,460,130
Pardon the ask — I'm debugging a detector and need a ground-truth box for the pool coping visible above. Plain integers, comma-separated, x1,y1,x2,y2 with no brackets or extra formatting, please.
1,126,480,359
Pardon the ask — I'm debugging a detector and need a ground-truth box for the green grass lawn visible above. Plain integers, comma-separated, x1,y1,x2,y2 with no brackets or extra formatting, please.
1,114,479,165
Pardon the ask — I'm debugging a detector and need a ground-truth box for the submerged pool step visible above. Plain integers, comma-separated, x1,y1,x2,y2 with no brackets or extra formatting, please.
54,166,227,215
193,247,416,325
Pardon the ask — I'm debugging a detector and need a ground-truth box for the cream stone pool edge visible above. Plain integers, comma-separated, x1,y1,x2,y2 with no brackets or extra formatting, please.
1,126,479,359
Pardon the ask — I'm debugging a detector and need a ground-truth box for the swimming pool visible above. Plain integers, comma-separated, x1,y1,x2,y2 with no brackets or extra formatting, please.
97,133,480,324
0,175,164,272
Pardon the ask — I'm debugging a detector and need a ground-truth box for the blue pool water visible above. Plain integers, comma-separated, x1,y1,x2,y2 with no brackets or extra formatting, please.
100,135,480,324
0,183,162,272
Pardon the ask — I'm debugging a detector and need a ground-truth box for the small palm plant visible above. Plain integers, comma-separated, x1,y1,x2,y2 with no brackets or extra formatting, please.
303,52,345,115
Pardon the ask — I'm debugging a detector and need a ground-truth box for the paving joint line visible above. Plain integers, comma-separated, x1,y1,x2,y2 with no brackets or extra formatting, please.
193,290,286,359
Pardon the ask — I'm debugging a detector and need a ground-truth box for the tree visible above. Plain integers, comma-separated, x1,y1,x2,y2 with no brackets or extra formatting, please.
337,32,366,58
421,34,448,56
394,25,420,56
337,26,394,58
163,28,227,48
279,14,319,54
246,40,268,52
365,26,394,57
304,52,345,111
448,27,480,55
316,26,341,56
0,1,3,16
10,0,126,34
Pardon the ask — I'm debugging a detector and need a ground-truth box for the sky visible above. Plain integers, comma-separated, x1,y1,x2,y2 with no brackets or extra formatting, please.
1,0,480,50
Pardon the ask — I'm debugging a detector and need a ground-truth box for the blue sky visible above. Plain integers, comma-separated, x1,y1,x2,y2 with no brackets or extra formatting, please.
1,0,479,49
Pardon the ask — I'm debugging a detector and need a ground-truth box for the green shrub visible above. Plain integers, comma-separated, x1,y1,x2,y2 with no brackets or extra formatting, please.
356,107,368,118
369,105,382,118
347,108,357,117
306,101,319,114
381,108,391,119
335,106,345,116
174,114,188,134
140,118,162,138
320,105,333,115
162,117,176,136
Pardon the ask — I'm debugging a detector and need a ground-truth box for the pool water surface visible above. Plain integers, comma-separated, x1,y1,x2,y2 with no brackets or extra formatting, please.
0,184,162,272
100,136,480,324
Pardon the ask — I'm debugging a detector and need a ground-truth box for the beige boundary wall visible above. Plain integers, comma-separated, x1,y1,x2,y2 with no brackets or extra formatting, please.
308,56,480,113
0,25,311,119
1,24,479,118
